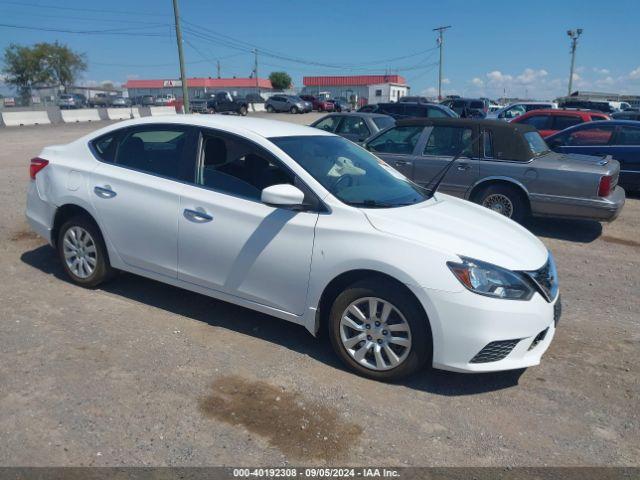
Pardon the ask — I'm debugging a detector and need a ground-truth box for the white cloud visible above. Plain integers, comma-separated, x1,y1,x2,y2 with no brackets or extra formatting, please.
593,67,610,75
420,86,438,97
471,77,484,87
516,68,547,84
628,66,640,80
595,76,615,87
442,78,451,85
486,70,512,84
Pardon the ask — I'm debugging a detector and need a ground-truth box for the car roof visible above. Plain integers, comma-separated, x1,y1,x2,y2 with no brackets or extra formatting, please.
323,112,391,118
520,108,606,116
85,114,333,139
397,117,537,131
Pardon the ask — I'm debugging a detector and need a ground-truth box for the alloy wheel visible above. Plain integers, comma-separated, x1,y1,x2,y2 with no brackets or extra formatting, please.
62,226,97,279
339,297,412,371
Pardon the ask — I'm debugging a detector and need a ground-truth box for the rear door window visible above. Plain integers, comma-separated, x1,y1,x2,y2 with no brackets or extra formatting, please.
427,107,451,118
567,126,616,146
552,115,583,130
521,115,552,130
114,126,196,180
367,125,424,154
424,126,473,157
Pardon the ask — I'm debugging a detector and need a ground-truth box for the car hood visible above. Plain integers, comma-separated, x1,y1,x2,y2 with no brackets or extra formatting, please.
363,194,548,271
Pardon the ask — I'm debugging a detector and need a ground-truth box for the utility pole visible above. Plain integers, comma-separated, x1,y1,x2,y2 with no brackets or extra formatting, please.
433,26,451,101
253,48,259,92
217,60,221,79
567,28,583,96
172,0,189,113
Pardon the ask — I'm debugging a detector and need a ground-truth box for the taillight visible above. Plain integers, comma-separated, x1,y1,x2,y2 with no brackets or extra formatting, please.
597,175,613,197
29,157,49,180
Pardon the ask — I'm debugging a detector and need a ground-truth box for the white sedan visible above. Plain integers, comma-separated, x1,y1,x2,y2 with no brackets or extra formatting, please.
26,115,560,380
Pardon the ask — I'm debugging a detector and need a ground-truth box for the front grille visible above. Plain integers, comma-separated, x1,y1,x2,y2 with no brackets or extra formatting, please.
525,255,559,303
470,339,520,363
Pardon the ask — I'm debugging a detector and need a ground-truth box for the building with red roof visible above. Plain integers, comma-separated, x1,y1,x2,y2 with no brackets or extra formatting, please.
124,77,273,100
302,74,409,105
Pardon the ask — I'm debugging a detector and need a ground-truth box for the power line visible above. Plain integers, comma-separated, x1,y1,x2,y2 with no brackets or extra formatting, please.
0,0,169,17
0,22,168,36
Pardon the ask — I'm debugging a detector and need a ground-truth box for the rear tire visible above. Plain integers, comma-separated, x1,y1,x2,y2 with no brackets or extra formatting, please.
207,106,216,114
290,106,299,114
474,183,529,223
57,216,113,288
328,279,431,381
238,105,248,116
266,105,275,113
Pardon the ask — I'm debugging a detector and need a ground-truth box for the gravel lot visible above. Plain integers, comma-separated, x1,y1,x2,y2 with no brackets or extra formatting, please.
0,114,638,467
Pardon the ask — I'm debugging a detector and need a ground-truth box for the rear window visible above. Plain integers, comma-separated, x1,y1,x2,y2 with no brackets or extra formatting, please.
524,131,550,155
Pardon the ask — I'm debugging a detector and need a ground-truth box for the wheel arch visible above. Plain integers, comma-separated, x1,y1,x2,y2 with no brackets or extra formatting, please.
467,176,530,202
314,269,432,340
51,203,99,248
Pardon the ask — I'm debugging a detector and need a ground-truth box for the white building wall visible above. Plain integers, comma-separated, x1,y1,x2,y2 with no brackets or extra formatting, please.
367,84,409,104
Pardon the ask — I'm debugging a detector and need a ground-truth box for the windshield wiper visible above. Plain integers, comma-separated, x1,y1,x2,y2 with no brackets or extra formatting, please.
423,132,484,199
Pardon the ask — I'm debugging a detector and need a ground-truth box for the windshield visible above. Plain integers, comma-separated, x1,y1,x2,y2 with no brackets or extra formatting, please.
524,131,550,155
372,116,395,130
270,135,427,208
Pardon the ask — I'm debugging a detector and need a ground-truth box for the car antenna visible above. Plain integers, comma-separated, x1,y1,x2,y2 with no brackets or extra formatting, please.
423,131,484,198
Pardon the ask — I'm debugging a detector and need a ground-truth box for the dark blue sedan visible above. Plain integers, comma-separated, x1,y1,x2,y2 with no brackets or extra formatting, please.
546,120,640,191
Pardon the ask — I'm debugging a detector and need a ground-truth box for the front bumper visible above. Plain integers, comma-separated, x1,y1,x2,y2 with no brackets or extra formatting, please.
530,186,625,222
411,285,559,373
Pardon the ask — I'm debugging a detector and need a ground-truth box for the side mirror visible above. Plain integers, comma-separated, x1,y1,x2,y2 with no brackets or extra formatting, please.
261,184,305,208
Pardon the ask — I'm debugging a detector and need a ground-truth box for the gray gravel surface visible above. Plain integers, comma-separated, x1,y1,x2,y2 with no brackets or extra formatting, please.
0,115,638,467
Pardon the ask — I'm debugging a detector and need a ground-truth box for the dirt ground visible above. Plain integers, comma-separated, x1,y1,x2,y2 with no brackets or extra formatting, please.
0,115,638,467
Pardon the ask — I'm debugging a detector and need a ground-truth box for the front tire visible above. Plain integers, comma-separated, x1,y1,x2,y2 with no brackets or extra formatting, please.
238,105,248,116
266,105,275,113
328,279,431,381
475,183,528,223
207,106,216,114
57,216,113,288
290,106,299,114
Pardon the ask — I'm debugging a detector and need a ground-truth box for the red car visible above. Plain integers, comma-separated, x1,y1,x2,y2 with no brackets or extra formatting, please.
300,95,335,112
511,109,610,138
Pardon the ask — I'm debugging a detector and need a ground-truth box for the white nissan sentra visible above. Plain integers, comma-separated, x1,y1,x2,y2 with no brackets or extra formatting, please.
26,115,560,381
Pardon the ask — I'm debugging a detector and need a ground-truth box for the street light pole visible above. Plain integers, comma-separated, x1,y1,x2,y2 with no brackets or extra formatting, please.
567,28,583,96
433,25,451,101
172,0,189,113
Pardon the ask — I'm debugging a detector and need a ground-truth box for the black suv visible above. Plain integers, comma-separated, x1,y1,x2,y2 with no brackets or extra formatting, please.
441,98,489,118
358,102,456,119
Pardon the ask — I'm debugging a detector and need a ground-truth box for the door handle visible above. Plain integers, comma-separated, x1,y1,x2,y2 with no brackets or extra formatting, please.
394,160,412,167
183,208,213,223
456,163,471,171
94,185,117,198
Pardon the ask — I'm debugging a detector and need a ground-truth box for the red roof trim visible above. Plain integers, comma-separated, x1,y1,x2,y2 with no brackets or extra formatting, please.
303,75,407,87
124,78,273,89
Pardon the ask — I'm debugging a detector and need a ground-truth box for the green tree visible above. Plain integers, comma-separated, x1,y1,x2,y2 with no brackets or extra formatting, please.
268,71,292,90
36,42,87,92
2,42,87,104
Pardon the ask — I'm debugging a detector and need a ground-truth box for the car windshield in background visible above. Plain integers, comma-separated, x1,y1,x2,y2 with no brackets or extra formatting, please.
372,116,395,130
270,135,427,208
524,131,550,156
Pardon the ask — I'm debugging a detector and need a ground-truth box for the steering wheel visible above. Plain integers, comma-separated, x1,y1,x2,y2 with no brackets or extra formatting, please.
331,174,354,191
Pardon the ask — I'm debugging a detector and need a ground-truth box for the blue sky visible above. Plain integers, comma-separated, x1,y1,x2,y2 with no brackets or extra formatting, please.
1,0,639,99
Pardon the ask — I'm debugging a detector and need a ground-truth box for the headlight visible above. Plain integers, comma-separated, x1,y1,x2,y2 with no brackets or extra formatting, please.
447,256,534,300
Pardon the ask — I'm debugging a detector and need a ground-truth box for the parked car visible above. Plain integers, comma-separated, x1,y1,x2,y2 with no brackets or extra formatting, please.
558,99,614,114
487,102,558,120
612,111,640,121
361,102,457,120
57,94,86,109
511,109,610,138
155,94,176,106
546,120,640,191
26,115,560,381
111,97,132,108
131,95,156,107
363,118,624,223
244,93,265,104
299,95,335,112
310,112,395,143
488,104,504,113
88,93,112,108
265,95,308,114
205,91,249,116
328,98,352,112
399,96,431,103
441,98,489,118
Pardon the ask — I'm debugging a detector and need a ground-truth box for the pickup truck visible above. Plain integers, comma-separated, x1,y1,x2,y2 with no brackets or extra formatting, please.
88,93,112,108
190,91,249,116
